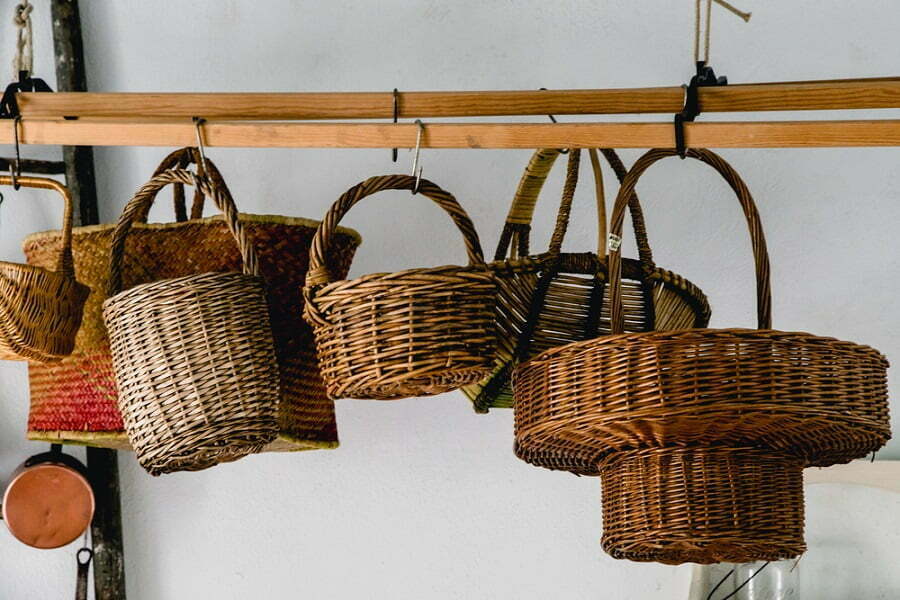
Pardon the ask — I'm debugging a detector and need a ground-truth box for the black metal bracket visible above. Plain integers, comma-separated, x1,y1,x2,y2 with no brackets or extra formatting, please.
0,71,53,119
23,444,90,477
674,61,728,158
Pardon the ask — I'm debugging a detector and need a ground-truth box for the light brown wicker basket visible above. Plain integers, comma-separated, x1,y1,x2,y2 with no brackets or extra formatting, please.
599,446,806,564
25,148,359,453
463,148,709,413
103,169,279,475
514,148,890,473
304,174,496,400
0,175,88,362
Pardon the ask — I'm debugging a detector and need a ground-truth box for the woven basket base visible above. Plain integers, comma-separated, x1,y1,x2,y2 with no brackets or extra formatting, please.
599,446,806,565
339,366,493,401
27,431,339,453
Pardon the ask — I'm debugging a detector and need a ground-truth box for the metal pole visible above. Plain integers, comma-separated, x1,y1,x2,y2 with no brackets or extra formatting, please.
50,2,126,599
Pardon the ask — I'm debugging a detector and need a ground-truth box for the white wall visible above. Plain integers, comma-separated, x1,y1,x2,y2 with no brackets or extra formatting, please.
0,1,898,598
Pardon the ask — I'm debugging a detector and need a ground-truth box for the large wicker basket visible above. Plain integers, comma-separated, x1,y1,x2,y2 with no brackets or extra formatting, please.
304,174,496,400
599,446,806,565
514,148,890,472
104,169,280,475
25,148,360,452
0,175,88,362
463,148,709,413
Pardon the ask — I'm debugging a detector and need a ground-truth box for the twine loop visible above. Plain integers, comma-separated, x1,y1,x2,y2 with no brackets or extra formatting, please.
12,1,34,77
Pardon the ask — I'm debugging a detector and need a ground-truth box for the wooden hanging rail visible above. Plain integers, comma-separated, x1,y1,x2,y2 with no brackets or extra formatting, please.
14,77,900,119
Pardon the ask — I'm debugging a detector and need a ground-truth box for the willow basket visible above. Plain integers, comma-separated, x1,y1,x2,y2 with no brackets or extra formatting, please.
514,149,890,474
0,175,88,362
104,169,280,475
463,148,709,413
304,174,496,400
25,148,359,452
599,447,806,565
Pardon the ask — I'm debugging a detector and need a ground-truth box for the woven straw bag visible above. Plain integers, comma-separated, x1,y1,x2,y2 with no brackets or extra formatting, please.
304,174,496,400
103,169,280,475
25,148,359,452
514,148,890,473
463,148,709,413
0,175,88,362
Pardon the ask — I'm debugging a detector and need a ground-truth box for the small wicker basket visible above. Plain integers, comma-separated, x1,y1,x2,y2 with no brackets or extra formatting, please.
514,148,890,472
103,170,279,475
0,175,88,362
463,148,709,413
304,174,496,400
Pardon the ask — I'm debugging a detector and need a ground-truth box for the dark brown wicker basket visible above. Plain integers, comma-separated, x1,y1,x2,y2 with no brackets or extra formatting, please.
514,148,891,474
599,446,806,565
304,175,496,400
463,148,710,414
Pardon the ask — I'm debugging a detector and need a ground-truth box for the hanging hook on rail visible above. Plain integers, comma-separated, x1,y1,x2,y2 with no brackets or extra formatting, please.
538,88,568,154
192,116,210,176
391,88,400,162
410,119,425,195
9,115,22,189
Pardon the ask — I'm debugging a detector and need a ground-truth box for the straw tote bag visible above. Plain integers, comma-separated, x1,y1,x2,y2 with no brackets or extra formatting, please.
463,148,710,413
0,175,88,362
25,148,360,452
104,169,280,475
514,148,890,474
304,174,496,400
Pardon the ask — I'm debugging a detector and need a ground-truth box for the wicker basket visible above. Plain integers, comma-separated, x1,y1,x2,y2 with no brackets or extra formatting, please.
599,446,806,565
463,148,709,413
304,174,496,400
103,169,280,475
25,148,359,452
514,148,890,473
0,175,88,362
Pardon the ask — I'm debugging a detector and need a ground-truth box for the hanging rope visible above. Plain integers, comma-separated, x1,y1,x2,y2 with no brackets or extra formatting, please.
12,0,34,78
693,0,751,64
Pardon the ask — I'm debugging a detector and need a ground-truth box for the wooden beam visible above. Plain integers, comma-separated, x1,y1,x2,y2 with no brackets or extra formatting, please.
5,118,900,149
14,77,900,120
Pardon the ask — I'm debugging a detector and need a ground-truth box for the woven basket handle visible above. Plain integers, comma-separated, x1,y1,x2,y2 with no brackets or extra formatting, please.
0,175,76,278
107,169,260,297
306,174,485,287
494,148,654,267
134,147,231,223
608,148,771,333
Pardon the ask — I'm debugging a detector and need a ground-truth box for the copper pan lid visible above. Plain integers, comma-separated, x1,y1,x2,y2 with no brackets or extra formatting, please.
3,463,95,549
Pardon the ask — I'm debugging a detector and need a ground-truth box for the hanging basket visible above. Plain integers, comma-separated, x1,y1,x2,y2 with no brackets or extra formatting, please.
599,446,806,565
103,169,281,475
0,175,88,362
463,148,709,413
514,148,890,474
24,148,359,452
304,174,496,400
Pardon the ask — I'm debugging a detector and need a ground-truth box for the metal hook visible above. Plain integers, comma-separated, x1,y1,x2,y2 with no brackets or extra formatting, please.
539,88,568,154
410,119,424,194
10,115,21,189
192,116,209,175
391,88,400,162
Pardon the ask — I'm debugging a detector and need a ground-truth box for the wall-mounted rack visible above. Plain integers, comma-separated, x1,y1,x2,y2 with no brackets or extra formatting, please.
4,77,900,149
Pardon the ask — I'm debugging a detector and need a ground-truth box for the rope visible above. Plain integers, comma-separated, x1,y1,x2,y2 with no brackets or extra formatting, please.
692,0,751,64
12,0,33,77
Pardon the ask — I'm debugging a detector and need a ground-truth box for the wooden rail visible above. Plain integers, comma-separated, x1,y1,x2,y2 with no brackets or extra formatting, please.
4,118,900,148
14,78,900,119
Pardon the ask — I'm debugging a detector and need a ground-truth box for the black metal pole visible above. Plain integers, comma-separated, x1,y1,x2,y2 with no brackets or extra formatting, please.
50,2,126,599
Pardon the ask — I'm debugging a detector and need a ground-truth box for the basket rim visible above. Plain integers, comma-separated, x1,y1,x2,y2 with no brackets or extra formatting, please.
23,212,362,245
0,260,90,294
103,270,263,310
306,263,494,297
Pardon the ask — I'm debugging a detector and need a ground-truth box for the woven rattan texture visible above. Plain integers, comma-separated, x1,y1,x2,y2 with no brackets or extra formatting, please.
462,148,709,414
24,149,359,452
599,447,806,565
0,176,88,362
304,174,496,400
514,148,890,476
104,169,280,475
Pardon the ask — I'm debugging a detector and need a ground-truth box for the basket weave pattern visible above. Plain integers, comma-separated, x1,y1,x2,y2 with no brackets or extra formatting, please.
304,174,496,400
103,169,279,475
0,176,88,362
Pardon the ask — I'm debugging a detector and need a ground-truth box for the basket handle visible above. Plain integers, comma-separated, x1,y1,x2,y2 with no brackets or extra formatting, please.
0,175,76,278
306,174,485,287
134,147,232,223
107,169,260,297
494,148,655,268
608,148,771,333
